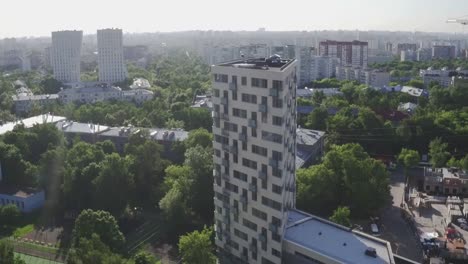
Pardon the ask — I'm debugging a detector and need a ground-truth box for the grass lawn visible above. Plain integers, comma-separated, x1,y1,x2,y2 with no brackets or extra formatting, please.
10,239,58,254
14,253,63,264
13,224,35,238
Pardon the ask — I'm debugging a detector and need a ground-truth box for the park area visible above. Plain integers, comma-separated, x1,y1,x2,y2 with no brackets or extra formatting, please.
14,253,63,264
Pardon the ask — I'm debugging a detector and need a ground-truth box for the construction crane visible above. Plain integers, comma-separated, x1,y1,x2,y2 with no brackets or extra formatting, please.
447,17,468,25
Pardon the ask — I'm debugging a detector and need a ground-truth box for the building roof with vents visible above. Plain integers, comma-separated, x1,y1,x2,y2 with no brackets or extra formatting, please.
296,128,325,147
56,121,110,134
284,209,395,264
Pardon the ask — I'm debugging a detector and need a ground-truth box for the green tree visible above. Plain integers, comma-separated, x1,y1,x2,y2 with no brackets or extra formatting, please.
0,205,20,226
67,234,128,264
126,139,165,206
93,154,134,216
305,107,328,130
185,128,213,149
398,148,420,180
184,146,214,222
63,142,105,209
72,209,125,252
0,239,26,264
0,142,38,186
133,252,159,264
462,155,468,171
178,227,216,264
40,77,63,94
297,144,390,217
429,138,450,168
96,140,117,154
329,206,351,227
311,90,325,106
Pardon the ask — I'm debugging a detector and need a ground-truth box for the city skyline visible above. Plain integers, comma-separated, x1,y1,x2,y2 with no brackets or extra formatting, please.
2,0,468,38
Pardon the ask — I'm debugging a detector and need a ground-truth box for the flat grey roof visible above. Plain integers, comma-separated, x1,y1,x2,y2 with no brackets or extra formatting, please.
285,209,394,264
217,57,296,72
12,94,59,101
56,121,110,134
296,128,325,146
0,114,66,135
99,127,188,142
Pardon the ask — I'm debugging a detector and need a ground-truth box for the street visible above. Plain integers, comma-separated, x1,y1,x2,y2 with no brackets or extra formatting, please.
378,168,423,263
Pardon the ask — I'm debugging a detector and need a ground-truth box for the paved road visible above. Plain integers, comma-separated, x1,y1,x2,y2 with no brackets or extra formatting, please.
378,168,423,263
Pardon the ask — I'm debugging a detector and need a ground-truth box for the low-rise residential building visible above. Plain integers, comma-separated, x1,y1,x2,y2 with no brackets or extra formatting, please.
297,88,342,98
56,121,110,144
283,209,397,264
295,128,325,168
55,120,188,159
97,126,188,157
336,66,390,88
424,167,468,196
12,94,59,115
420,67,468,88
0,185,45,213
191,94,213,110
0,114,66,135
58,83,153,105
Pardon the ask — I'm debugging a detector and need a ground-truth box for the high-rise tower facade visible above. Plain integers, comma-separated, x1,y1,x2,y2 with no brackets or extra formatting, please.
97,28,127,83
51,30,83,83
319,40,368,68
212,56,297,264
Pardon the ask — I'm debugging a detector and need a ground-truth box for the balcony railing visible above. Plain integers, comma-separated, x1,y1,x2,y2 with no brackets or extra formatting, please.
230,146,238,155
258,104,267,113
221,129,230,137
239,133,247,142
240,195,247,205
269,88,279,97
269,223,279,233
249,184,257,192
222,173,230,181
248,119,257,128
221,97,228,105
258,171,267,180
229,82,237,91
269,158,279,168
221,113,229,121
258,233,266,242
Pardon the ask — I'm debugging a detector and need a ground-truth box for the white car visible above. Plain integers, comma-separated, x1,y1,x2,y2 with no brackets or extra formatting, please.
371,223,380,236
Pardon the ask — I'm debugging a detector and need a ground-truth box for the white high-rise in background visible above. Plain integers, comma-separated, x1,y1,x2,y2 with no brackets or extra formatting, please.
97,28,127,83
50,30,83,83
212,56,297,264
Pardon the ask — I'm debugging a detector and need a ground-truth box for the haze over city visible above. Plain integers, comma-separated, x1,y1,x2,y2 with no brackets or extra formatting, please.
2,0,468,37
3,1,468,264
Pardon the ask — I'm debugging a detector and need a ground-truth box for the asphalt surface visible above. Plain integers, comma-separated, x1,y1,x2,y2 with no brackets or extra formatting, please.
378,168,423,263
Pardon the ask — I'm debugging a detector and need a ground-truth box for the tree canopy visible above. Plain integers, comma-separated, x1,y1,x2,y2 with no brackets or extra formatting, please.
178,227,216,264
297,144,390,217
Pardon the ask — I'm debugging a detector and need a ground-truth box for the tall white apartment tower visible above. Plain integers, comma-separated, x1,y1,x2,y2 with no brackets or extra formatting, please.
97,28,127,83
212,56,297,264
51,30,83,83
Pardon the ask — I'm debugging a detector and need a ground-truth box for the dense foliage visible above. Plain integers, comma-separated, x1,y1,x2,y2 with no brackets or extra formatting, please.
297,144,390,217
178,227,216,264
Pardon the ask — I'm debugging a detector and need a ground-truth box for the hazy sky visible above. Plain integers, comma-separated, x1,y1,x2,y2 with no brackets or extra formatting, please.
2,0,468,37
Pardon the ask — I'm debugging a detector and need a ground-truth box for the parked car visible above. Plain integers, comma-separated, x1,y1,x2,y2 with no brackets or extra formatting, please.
371,223,380,236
